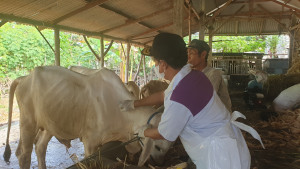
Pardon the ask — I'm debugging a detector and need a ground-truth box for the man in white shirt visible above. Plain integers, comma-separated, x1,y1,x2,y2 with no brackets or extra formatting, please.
130,33,251,169
187,39,232,111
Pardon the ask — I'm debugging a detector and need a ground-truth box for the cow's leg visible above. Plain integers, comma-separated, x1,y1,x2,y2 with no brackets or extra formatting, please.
16,118,38,169
34,130,52,169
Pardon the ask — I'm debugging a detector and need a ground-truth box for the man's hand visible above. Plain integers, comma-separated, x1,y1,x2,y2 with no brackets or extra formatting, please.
119,100,135,111
135,124,152,138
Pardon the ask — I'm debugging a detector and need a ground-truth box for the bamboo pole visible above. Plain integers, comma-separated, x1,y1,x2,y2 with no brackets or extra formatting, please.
100,35,104,68
83,35,101,61
188,1,191,43
35,25,55,53
125,42,131,83
142,55,147,85
54,28,60,66
133,52,143,82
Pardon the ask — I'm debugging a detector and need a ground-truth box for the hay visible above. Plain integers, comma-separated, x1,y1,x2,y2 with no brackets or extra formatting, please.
287,59,300,74
245,108,300,150
263,73,300,101
245,109,300,168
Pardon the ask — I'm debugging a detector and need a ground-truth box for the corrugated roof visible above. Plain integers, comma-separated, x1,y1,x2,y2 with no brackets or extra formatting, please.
0,0,299,46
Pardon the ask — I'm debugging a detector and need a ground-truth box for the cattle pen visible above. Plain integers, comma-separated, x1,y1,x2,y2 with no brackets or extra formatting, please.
1,0,300,169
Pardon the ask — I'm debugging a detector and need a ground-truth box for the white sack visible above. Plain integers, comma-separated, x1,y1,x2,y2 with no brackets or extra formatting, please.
273,83,300,113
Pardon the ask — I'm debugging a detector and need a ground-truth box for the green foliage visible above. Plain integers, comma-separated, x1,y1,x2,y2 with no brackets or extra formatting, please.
0,23,288,85
266,35,279,57
210,36,266,53
184,34,267,53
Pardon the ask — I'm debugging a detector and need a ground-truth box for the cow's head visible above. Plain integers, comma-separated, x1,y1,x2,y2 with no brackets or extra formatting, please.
124,106,173,166
138,137,173,166
137,106,173,166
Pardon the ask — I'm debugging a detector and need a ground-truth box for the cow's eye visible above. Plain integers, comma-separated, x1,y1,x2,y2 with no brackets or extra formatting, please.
155,145,161,151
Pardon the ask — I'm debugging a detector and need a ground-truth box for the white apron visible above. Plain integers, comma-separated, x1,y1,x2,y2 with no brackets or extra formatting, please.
181,111,264,169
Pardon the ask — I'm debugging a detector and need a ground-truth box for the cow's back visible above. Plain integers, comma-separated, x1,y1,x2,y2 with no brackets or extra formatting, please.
17,66,136,141
16,66,94,139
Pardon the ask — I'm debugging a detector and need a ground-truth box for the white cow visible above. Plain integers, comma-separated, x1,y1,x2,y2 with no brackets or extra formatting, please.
124,81,140,100
68,65,98,74
3,66,171,169
69,66,140,99
140,80,169,99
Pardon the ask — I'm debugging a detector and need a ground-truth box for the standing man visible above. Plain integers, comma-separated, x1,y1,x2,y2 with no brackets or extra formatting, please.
187,39,232,111
133,32,252,169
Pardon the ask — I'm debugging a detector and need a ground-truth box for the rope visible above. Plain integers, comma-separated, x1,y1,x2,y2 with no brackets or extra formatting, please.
147,111,162,124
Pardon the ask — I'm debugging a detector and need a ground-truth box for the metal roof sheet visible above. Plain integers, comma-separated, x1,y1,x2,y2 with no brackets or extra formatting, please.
0,0,299,46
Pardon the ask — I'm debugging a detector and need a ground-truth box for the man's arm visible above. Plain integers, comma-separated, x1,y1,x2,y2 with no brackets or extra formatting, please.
144,128,165,140
134,91,164,108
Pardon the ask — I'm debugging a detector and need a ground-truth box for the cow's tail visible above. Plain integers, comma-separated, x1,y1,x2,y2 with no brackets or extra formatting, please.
3,76,25,163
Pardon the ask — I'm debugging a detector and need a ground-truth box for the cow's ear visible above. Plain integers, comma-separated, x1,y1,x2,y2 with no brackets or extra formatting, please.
138,137,154,166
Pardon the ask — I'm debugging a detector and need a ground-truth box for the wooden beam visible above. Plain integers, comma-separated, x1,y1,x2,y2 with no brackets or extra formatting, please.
100,35,104,68
101,6,173,33
173,0,184,36
249,0,254,15
130,22,173,39
0,13,145,47
103,40,114,56
83,35,101,61
125,42,131,83
143,39,153,45
52,0,110,24
184,0,200,20
183,1,198,23
232,0,272,3
133,52,142,82
205,0,234,24
188,0,192,43
198,0,206,40
293,11,300,18
218,11,295,18
142,55,147,84
259,20,265,35
272,0,300,13
257,4,291,34
0,20,7,27
99,4,155,33
235,20,239,35
212,5,245,35
54,28,60,66
35,25,55,53
290,23,300,31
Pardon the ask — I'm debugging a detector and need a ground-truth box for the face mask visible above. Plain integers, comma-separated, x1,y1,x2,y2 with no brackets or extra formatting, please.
154,65,165,79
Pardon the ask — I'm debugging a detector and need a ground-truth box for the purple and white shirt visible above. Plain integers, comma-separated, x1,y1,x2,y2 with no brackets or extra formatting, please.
158,64,230,143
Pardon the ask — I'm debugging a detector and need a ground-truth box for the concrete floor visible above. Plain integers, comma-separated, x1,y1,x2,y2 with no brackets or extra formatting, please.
0,121,85,169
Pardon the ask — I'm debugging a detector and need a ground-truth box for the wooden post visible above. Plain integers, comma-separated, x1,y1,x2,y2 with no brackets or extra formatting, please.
54,28,60,66
125,42,131,83
188,1,191,43
198,0,205,40
289,14,297,68
142,55,147,85
100,35,104,68
35,26,55,53
208,29,213,66
173,0,183,36
133,53,143,82
199,15,205,40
